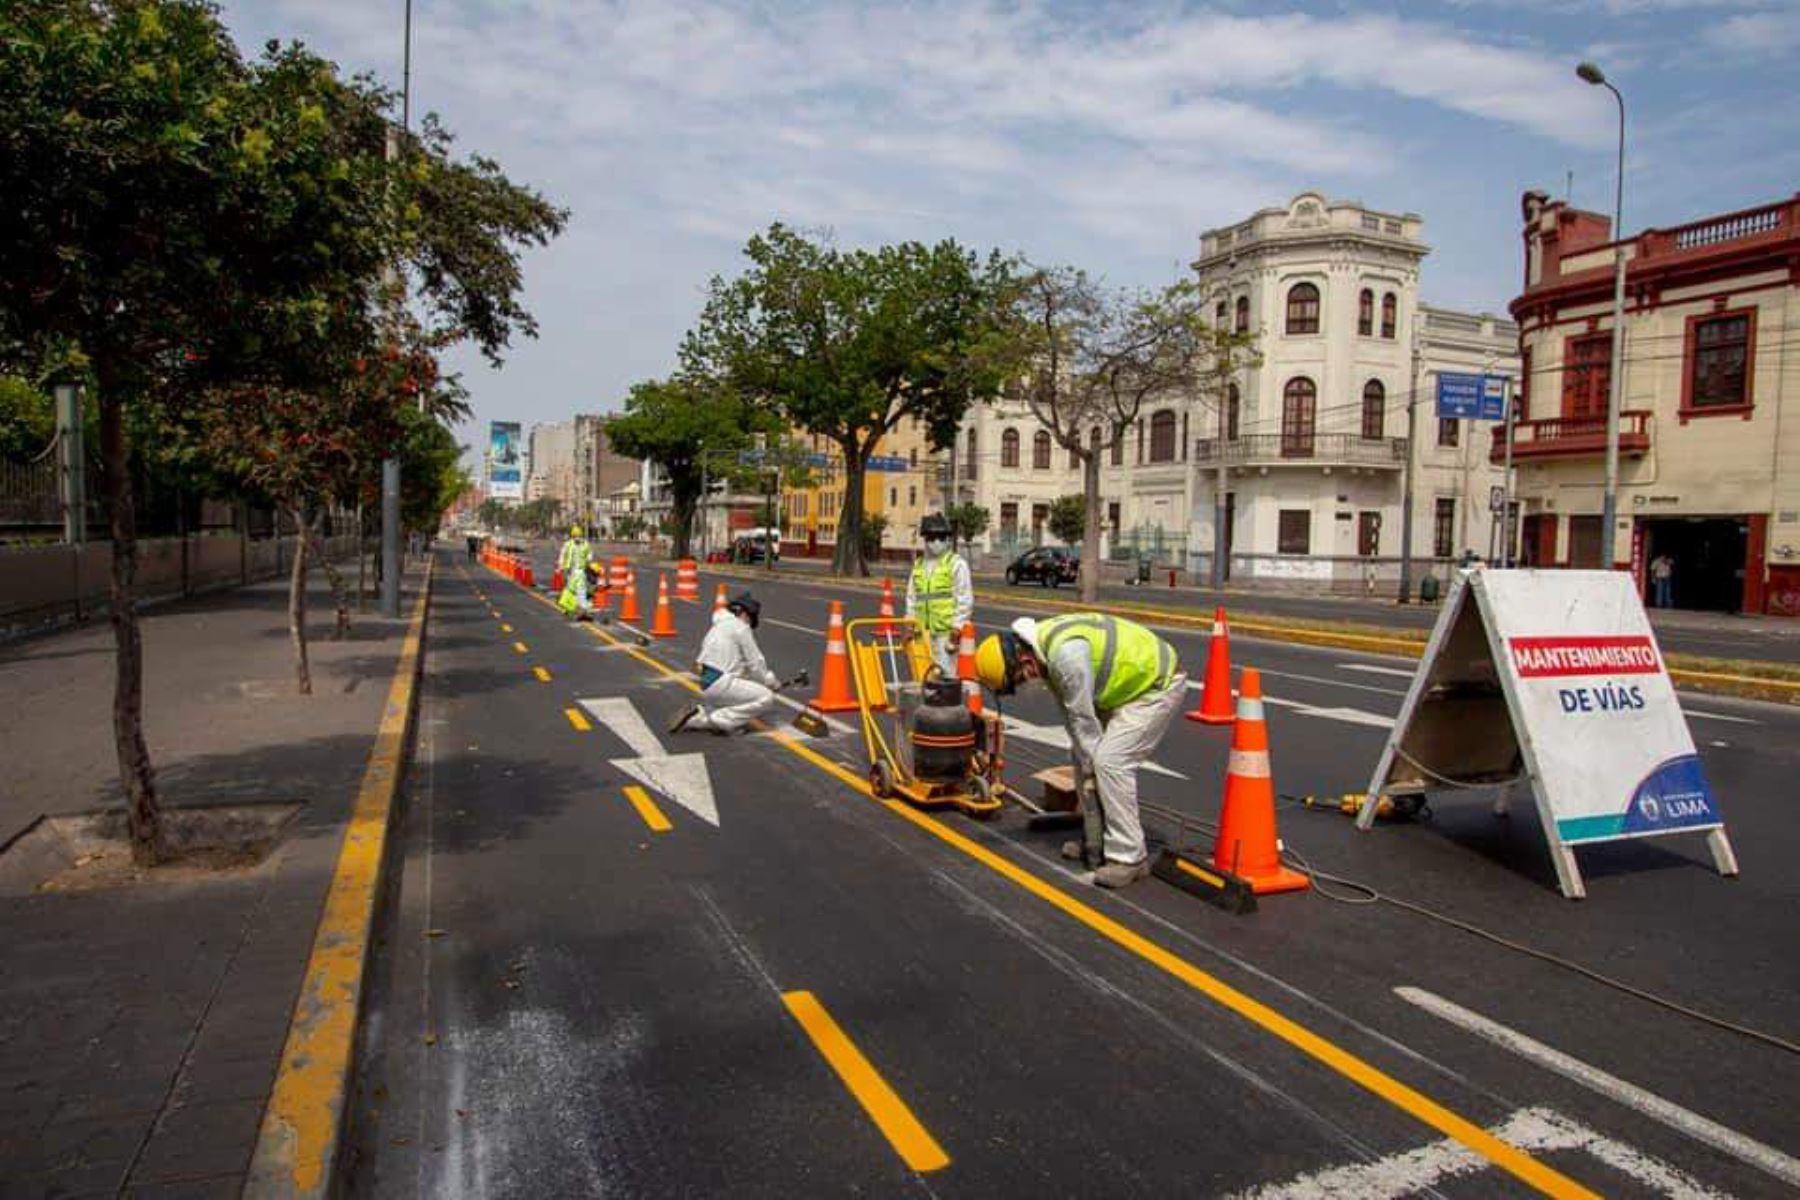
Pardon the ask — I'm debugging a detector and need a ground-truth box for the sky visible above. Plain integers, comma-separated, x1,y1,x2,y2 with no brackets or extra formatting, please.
220,0,1800,455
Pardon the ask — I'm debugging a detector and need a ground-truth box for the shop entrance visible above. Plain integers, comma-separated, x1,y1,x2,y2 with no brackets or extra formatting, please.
1642,516,1748,613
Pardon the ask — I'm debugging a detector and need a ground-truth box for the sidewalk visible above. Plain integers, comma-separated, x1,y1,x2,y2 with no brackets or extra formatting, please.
0,567,426,1197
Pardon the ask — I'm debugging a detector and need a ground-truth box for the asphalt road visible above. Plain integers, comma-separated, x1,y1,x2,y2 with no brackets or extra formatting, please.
345,549,1800,1197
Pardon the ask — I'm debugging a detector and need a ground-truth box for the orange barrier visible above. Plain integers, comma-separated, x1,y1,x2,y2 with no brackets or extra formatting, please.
609,556,630,592
807,600,859,713
713,582,728,614
1184,607,1235,725
617,570,642,624
551,568,565,592
518,558,535,588
1212,668,1309,895
650,574,678,638
877,577,899,640
956,622,982,715
676,559,700,602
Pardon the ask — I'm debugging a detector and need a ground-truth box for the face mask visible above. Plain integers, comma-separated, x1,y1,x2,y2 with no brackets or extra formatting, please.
924,537,948,557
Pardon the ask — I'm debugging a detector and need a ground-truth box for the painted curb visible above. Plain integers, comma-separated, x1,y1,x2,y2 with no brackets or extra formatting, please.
243,561,434,1198
697,562,1800,707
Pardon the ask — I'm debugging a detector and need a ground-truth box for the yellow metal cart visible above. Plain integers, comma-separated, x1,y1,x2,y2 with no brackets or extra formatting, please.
845,616,1005,818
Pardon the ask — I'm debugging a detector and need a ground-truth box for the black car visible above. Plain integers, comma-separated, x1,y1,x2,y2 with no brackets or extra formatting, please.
1004,545,1079,587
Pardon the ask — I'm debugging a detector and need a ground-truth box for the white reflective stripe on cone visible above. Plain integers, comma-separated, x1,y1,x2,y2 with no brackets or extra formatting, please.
1226,749,1271,779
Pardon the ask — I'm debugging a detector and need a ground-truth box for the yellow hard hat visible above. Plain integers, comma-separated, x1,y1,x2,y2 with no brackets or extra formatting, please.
974,633,1014,694
570,525,584,538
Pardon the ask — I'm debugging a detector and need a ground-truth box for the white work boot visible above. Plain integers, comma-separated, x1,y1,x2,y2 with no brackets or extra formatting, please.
1092,858,1151,889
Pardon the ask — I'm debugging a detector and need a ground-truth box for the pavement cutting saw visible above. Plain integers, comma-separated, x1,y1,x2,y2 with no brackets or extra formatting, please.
845,616,1005,818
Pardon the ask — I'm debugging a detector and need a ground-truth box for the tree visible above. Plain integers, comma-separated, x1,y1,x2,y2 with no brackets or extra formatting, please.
0,1,563,863
606,376,761,558
685,225,1017,577
859,511,889,565
1002,269,1219,603
611,513,646,542
1048,494,1086,547
945,502,989,555
0,376,54,459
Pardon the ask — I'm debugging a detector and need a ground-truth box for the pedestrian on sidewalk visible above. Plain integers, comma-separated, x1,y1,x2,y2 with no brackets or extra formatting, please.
906,513,973,679
1651,552,1675,609
973,614,1185,888
670,591,784,736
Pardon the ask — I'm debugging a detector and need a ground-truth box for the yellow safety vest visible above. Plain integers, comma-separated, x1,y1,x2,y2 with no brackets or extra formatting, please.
1039,613,1177,712
559,538,591,571
910,554,958,634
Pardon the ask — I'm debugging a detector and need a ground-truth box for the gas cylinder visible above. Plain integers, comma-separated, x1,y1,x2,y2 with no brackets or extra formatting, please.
910,679,976,783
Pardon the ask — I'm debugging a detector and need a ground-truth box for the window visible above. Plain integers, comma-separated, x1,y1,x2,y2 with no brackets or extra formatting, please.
1437,417,1460,448
1181,411,1189,461
1281,377,1317,456
909,446,918,466
1361,380,1385,441
1149,410,1177,463
889,486,898,508
1285,283,1321,335
1277,510,1311,555
1358,512,1381,557
1032,429,1052,470
1000,501,1019,534
1226,383,1240,441
1358,289,1374,336
1381,292,1397,339
1107,501,1120,540
1031,503,1049,541
908,486,916,506
1001,427,1020,468
1235,295,1250,334
1562,332,1611,419
1433,498,1455,559
1215,301,1227,327
1686,311,1753,412
1109,426,1123,466
965,428,978,478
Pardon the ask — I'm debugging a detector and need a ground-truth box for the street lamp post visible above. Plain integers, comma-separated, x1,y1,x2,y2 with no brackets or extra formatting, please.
1578,60,1627,571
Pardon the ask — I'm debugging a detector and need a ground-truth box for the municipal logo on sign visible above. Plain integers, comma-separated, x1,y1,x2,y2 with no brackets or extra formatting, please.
1508,636,1660,677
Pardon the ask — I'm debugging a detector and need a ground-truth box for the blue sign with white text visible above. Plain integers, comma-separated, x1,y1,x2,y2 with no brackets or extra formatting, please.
1436,373,1510,421
866,455,910,472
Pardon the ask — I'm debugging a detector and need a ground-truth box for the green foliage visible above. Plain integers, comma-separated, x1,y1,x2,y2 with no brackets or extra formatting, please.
611,513,647,541
859,510,888,563
683,224,1018,576
1048,494,1086,546
606,376,764,557
945,502,989,550
0,376,53,459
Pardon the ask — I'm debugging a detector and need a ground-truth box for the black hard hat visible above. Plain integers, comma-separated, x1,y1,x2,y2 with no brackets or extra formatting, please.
919,513,952,538
726,591,761,628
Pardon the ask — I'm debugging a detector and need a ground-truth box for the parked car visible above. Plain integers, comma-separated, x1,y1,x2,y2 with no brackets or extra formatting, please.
731,533,780,563
1004,545,1079,587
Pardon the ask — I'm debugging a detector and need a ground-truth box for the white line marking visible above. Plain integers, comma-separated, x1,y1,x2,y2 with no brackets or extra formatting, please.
1248,667,1409,698
578,697,665,759
760,615,822,635
1338,663,1416,679
1232,1105,1725,1199
1193,684,1395,730
1683,709,1759,726
612,753,719,827
1396,986,1800,1190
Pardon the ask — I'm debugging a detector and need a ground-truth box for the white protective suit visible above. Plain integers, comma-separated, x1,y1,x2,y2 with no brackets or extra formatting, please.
905,547,974,678
1022,618,1187,865
691,608,780,733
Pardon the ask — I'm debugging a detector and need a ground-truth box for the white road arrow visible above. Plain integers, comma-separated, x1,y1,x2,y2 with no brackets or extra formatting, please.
579,696,721,827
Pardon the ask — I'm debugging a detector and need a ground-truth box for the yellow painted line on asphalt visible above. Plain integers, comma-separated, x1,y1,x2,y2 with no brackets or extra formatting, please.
623,784,673,832
565,706,592,731
246,562,433,1198
782,990,949,1173
533,666,552,683
501,622,514,632
513,641,528,654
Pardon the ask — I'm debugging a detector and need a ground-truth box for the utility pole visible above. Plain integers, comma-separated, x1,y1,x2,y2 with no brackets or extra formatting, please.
55,383,85,546
1578,61,1627,571
379,1,413,619
1399,321,1423,603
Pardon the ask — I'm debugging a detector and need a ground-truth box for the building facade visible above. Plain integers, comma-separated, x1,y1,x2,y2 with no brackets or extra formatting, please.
782,419,948,560
573,414,642,533
947,396,1086,559
1510,190,1800,615
525,420,578,509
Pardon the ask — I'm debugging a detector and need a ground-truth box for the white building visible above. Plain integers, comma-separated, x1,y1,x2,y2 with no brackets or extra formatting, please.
946,395,1085,561
525,420,578,509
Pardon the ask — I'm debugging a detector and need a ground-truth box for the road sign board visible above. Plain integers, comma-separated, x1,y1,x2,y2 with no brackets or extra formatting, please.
867,455,909,472
1436,373,1509,421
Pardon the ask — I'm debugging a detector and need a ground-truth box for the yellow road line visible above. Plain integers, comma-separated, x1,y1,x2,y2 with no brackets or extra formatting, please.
782,990,949,1174
623,784,672,832
246,563,433,1198
501,622,514,632
513,641,528,654
533,666,552,682
565,706,592,731
516,563,1593,1194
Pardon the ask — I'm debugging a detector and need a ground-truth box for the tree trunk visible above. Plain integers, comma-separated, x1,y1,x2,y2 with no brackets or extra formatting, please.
832,442,868,577
1080,450,1102,604
671,494,695,559
98,380,165,866
307,514,351,638
288,505,312,696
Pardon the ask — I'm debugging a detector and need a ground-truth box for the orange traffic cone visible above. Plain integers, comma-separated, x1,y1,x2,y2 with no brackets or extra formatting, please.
609,556,630,592
956,621,982,715
617,570,642,624
1212,669,1309,894
519,559,535,588
877,576,899,641
650,573,678,638
1184,607,1236,725
713,582,729,614
552,568,565,592
807,600,859,713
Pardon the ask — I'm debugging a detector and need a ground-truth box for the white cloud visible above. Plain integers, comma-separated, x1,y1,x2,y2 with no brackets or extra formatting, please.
1704,9,1800,53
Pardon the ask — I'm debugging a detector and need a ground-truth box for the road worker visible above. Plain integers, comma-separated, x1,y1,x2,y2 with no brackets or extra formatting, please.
974,614,1186,888
669,591,783,736
905,512,973,678
556,525,593,618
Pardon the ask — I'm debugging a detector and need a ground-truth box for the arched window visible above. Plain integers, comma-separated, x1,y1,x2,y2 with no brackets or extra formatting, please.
908,446,918,466
1358,288,1375,337
1381,292,1397,339
1001,427,1019,468
966,428,978,477
1215,301,1228,328
1032,430,1052,470
1226,383,1240,441
1361,380,1385,440
1234,295,1250,334
1149,410,1177,463
1281,378,1317,456
1109,425,1123,466
1286,283,1320,335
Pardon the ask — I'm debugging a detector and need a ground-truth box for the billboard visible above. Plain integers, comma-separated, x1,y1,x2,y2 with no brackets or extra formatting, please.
488,421,523,499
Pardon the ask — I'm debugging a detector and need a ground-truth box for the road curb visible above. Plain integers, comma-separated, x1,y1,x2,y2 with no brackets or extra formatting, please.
243,560,434,1199
696,562,1800,707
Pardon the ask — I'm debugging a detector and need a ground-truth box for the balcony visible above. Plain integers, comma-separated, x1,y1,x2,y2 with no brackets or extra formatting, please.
1490,410,1651,463
1194,433,1409,469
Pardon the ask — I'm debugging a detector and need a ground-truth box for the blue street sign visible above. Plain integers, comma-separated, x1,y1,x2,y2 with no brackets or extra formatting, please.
866,455,910,472
1436,373,1510,421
